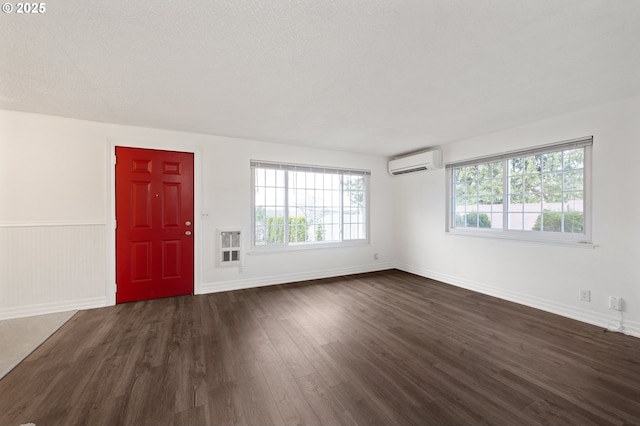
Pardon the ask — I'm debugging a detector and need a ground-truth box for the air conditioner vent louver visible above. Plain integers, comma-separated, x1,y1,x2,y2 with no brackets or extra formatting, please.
392,166,427,175
388,149,442,175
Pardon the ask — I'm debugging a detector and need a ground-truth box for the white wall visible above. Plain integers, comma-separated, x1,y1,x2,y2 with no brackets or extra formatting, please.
395,94,640,337
0,109,396,319
4,94,639,337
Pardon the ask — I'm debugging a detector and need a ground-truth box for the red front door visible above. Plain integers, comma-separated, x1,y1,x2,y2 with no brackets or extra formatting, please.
115,147,194,303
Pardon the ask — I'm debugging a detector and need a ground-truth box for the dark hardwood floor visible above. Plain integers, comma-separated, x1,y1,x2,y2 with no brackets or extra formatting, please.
2,269,640,425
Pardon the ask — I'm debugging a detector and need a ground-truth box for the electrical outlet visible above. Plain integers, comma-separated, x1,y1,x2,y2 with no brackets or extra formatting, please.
579,289,591,302
609,296,622,311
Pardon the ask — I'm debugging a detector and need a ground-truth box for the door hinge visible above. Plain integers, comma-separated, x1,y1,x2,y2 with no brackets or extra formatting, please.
113,155,117,166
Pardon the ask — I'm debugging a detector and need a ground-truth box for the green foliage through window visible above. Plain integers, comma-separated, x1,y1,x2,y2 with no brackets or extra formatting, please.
532,211,583,233
455,212,492,228
266,216,309,244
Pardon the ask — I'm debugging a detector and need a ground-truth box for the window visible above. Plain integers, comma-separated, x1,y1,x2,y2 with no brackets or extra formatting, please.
251,161,370,248
447,137,592,243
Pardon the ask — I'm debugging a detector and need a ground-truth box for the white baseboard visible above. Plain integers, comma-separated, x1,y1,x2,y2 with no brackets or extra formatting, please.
0,297,107,321
396,263,640,339
200,262,395,294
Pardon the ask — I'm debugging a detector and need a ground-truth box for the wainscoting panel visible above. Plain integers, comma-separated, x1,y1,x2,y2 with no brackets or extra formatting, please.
0,224,108,320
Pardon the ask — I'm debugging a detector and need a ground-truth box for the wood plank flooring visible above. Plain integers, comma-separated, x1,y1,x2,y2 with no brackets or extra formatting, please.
1,269,640,425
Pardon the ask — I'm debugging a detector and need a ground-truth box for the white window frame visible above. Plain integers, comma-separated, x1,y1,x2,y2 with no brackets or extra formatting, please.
446,137,593,245
251,160,371,251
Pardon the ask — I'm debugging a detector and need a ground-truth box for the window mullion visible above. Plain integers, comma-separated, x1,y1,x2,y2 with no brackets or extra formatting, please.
584,145,591,240
339,175,344,241
284,170,289,245
474,166,478,227
560,151,565,233
251,168,256,246
540,162,545,232
450,170,455,229
502,159,508,231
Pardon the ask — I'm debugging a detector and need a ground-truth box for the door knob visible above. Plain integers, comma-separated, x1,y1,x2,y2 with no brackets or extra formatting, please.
185,221,192,226
185,231,192,236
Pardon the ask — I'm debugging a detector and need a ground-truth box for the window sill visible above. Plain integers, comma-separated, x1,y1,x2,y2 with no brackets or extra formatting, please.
446,229,595,248
248,240,370,255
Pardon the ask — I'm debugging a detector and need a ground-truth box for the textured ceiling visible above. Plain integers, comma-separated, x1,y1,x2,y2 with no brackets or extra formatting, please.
1,1,639,156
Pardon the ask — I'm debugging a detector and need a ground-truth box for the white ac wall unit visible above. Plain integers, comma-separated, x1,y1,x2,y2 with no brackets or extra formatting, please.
388,149,442,175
